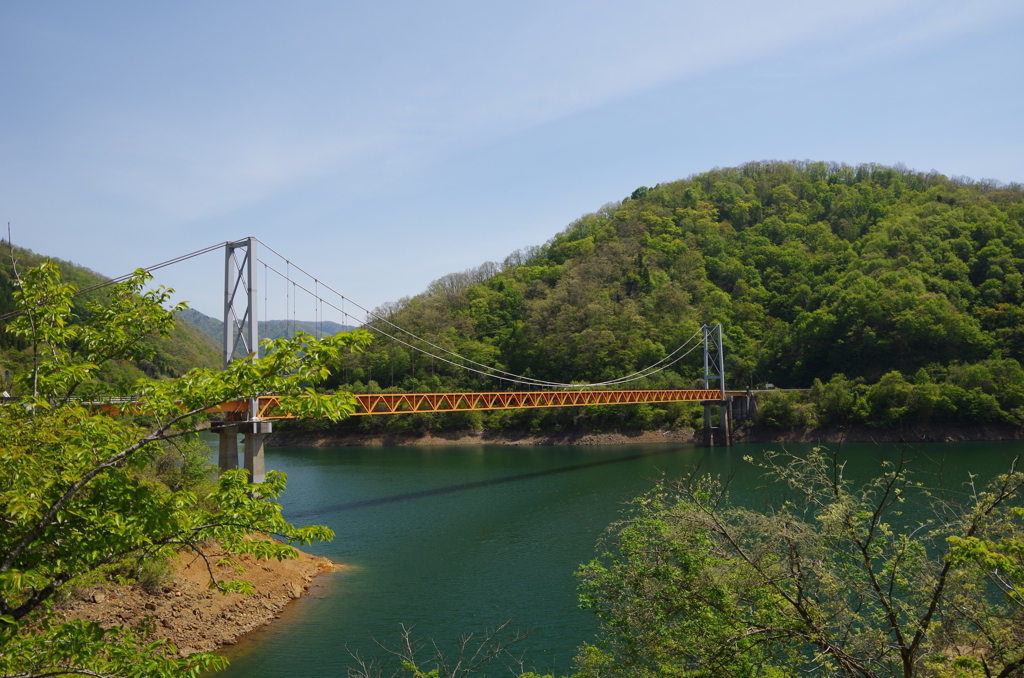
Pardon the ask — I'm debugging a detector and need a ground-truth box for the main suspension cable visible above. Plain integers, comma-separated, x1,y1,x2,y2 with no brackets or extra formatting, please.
256,239,703,387
263,258,702,388
0,241,227,323
2,235,710,389
258,250,706,389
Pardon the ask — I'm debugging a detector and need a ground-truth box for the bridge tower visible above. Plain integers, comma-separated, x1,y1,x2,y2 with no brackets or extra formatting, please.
701,323,731,446
217,237,271,482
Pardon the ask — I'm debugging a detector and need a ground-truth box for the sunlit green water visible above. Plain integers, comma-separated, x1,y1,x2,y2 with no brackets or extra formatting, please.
209,439,1024,678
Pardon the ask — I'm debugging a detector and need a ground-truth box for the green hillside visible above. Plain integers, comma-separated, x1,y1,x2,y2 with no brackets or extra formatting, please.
330,160,1024,431
1,244,221,394
257,319,353,341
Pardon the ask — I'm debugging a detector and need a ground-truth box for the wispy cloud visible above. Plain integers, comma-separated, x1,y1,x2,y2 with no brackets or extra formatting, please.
3,0,1019,232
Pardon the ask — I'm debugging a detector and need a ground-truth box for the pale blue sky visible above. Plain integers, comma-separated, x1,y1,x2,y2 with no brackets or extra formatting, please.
3,1,1022,322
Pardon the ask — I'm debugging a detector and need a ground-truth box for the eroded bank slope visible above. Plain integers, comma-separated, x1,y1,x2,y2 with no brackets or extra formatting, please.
267,423,1024,448
60,543,342,657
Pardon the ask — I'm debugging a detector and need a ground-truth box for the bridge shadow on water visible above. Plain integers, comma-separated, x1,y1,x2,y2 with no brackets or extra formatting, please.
287,446,682,520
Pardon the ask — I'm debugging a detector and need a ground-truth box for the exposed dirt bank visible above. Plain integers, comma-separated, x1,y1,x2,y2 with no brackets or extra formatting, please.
268,423,1024,448
268,427,702,447
59,542,344,658
734,424,1024,444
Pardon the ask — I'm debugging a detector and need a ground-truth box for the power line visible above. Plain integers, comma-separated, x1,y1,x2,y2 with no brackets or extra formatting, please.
3,236,710,390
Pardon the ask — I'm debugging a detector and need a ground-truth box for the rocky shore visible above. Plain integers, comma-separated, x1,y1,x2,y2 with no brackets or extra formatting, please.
59,542,342,657
267,423,1024,448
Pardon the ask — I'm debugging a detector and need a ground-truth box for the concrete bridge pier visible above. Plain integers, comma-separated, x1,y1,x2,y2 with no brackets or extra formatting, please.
702,398,732,447
732,395,745,423
243,422,272,484
702,392,758,446
216,421,272,483
217,425,240,473
731,391,758,423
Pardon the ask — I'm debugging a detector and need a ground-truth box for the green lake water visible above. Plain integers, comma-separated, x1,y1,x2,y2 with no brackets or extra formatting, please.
209,439,1024,678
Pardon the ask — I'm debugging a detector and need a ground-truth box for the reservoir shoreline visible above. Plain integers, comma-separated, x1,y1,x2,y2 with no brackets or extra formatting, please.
267,423,1024,448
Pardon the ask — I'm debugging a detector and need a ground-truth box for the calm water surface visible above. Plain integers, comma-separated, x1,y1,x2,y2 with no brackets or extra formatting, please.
209,439,1024,678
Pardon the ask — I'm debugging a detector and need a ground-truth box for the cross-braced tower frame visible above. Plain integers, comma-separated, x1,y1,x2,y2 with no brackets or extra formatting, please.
220,237,271,482
702,323,731,446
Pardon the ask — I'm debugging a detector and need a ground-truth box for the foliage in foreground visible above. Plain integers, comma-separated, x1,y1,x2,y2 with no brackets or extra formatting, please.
0,260,371,677
342,450,1024,678
576,448,1024,678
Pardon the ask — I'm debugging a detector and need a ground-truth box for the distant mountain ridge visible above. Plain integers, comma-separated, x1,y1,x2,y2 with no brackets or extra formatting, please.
178,308,355,349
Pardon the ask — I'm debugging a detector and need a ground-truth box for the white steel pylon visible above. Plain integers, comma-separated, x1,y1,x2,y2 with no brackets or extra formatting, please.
223,237,259,368
702,323,726,397
702,323,730,446
221,236,269,483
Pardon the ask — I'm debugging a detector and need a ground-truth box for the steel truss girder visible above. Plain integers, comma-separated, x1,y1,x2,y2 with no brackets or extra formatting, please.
209,389,747,419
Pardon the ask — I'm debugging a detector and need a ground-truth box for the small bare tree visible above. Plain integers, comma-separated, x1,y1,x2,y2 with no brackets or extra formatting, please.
347,621,531,678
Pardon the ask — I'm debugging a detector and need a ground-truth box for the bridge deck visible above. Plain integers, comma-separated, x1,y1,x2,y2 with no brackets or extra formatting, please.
208,389,747,419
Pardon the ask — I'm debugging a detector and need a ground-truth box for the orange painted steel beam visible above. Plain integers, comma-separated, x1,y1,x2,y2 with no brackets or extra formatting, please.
217,389,748,420
86,399,249,416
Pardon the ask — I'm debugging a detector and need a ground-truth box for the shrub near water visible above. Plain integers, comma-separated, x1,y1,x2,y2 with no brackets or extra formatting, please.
751,360,1024,429
0,262,369,678
575,448,1024,678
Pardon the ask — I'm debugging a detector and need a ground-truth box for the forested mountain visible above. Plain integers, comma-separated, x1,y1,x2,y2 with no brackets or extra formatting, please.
0,244,221,394
8,159,1024,428
330,161,1024,430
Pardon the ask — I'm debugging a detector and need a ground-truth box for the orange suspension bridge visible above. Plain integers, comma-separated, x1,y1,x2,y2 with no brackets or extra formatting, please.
44,237,755,482
211,238,756,481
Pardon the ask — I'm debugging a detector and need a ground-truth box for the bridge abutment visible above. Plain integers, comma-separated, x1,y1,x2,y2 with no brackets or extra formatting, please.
702,392,758,446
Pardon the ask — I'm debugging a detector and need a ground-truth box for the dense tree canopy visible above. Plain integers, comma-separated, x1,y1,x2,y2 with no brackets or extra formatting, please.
325,161,1024,431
